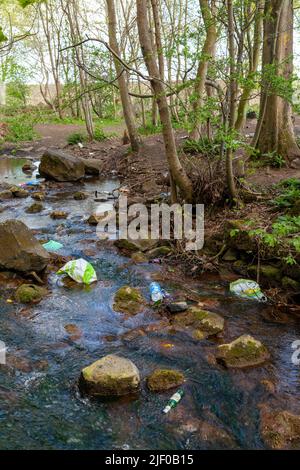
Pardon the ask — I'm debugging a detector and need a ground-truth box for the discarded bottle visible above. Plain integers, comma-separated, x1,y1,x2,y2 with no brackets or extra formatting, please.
163,389,184,414
149,282,164,302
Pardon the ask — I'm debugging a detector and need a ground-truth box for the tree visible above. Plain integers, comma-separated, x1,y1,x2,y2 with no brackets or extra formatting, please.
136,0,193,202
106,0,140,152
253,0,300,162
190,0,217,140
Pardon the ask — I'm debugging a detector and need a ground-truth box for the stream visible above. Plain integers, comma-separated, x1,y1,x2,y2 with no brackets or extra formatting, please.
0,157,300,450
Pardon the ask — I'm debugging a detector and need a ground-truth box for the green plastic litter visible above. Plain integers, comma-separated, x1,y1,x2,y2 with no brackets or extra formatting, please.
230,279,267,303
57,258,97,284
43,240,64,252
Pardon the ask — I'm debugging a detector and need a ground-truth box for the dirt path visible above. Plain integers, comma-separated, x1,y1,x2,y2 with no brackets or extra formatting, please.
34,122,126,148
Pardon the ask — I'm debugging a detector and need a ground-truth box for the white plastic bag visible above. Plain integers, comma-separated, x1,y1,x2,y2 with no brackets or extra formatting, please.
57,258,97,285
230,279,267,303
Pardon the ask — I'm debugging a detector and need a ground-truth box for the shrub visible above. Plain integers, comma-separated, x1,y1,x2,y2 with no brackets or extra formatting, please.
67,132,87,145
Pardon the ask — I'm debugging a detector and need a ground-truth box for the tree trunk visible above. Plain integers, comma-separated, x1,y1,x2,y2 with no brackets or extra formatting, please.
235,0,264,132
253,0,300,161
106,0,140,152
226,0,239,201
136,0,193,202
190,0,217,140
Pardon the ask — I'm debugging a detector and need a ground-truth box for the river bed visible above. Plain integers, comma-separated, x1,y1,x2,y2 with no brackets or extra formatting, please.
0,158,300,450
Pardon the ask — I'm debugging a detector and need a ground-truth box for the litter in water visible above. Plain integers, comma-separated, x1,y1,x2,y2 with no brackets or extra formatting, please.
163,389,184,414
57,258,97,285
43,240,64,252
149,282,164,302
229,279,268,302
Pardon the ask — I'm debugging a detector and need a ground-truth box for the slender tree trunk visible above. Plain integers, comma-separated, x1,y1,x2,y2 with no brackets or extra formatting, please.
65,0,94,139
253,0,300,161
235,0,264,132
226,0,238,201
136,0,193,202
106,0,140,152
190,0,217,140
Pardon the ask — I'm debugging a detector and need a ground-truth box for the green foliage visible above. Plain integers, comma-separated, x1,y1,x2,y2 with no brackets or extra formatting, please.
4,114,38,142
138,123,162,136
67,132,87,145
0,26,8,43
182,137,220,156
251,149,285,168
93,126,107,142
274,179,300,209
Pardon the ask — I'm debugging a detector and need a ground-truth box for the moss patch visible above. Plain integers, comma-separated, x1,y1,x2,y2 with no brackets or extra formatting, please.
172,307,224,339
15,284,48,304
260,409,300,449
113,286,145,315
147,369,184,392
217,334,270,368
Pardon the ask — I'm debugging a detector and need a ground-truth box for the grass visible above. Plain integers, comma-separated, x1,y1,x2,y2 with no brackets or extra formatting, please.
0,106,122,143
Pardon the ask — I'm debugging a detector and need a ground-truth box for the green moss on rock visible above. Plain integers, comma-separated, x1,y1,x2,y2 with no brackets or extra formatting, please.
113,286,145,314
15,284,48,304
216,334,270,368
147,369,185,392
172,307,224,339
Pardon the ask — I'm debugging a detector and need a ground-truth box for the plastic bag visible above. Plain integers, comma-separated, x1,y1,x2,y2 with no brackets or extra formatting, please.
43,240,63,252
57,258,97,284
230,279,267,303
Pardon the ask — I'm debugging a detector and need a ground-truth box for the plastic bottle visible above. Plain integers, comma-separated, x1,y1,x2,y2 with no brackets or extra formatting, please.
149,282,164,302
163,389,184,414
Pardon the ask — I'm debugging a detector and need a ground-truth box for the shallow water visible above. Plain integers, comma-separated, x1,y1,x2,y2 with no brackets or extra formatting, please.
0,158,300,450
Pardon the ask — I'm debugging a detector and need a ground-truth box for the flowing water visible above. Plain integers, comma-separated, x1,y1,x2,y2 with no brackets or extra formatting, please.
0,158,300,450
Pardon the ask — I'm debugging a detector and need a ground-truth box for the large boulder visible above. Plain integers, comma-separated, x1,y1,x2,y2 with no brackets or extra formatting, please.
39,149,85,182
216,334,270,368
80,158,103,176
0,220,49,272
79,354,140,397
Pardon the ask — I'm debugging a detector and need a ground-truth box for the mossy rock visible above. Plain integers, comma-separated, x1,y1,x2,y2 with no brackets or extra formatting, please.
114,238,158,253
172,307,224,339
216,334,270,368
146,246,172,259
25,202,43,214
31,192,45,201
131,252,148,263
147,369,184,392
113,286,145,315
9,186,29,198
50,210,68,220
260,408,300,449
73,191,88,200
222,248,239,262
248,264,281,283
282,276,300,291
15,284,48,304
79,354,140,397
0,190,13,200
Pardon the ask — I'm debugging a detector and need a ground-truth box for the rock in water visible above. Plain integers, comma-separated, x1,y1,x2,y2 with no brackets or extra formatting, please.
79,354,140,396
260,408,300,449
113,286,145,315
39,149,85,182
147,369,185,392
15,284,48,304
0,220,49,272
216,334,270,368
